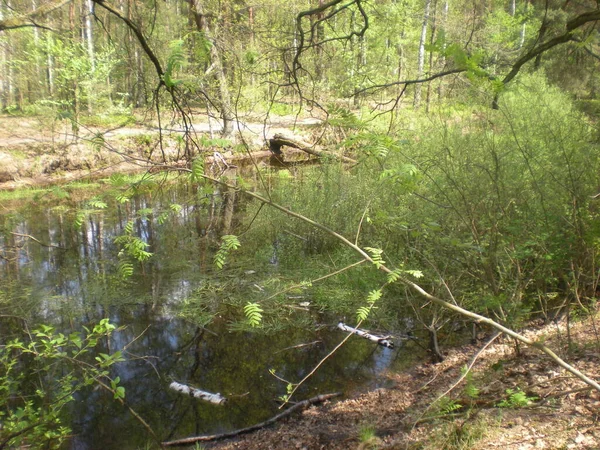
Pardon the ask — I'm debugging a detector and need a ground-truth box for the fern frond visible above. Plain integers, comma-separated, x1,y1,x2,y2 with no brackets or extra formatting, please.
88,199,107,210
367,289,382,304
74,211,86,230
163,39,185,88
118,261,134,279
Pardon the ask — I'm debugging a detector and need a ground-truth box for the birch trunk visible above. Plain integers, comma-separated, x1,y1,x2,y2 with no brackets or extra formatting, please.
414,0,432,109
85,0,95,112
0,1,5,109
425,0,437,112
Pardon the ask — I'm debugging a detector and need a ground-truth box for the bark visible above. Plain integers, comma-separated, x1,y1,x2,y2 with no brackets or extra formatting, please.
84,0,94,113
428,327,444,362
315,0,325,81
46,34,54,96
162,393,341,446
425,0,437,112
337,322,394,348
169,381,227,405
519,1,527,49
85,0,94,70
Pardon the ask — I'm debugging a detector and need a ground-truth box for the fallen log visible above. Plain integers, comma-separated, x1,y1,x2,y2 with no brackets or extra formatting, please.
162,392,341,447
337,322,395,348
269,133,357,164
168,381,227,405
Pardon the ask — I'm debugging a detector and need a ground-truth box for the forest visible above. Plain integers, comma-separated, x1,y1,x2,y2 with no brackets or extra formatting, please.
1,0,600,448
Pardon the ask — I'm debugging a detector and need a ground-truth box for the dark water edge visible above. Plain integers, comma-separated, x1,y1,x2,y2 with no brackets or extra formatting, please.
0,177,426,449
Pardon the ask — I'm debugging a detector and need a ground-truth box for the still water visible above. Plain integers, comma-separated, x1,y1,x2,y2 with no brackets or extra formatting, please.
0,177,413,448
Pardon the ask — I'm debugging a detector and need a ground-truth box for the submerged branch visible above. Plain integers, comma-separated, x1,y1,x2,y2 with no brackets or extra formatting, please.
162,393,341,446
337,322,395,348
168,382,227,405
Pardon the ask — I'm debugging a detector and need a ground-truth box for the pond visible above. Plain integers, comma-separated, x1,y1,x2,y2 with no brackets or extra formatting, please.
0,172,421,449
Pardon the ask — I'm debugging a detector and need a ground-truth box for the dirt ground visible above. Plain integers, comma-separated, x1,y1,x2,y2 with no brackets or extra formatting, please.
189,315,600,450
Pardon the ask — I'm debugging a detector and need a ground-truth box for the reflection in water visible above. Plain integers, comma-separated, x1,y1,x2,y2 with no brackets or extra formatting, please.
0,178,410,449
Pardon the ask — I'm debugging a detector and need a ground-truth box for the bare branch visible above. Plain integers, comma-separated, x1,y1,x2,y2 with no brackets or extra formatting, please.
354,69,466,96
0,0,70,31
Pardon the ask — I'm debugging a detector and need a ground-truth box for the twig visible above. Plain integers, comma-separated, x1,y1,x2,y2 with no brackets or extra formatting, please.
162,392,341,446
542,386,593,400
10,232,66,249
122,325,151,351
355,201,372,246
274,340,322,354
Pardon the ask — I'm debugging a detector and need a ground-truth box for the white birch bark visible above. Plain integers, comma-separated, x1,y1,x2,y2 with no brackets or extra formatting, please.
169,382,227,405
337,322,395,348
413,0,432,109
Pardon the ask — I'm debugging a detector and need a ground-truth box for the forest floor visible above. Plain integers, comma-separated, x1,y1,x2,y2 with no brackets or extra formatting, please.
204,314,600,450
0,113,321,189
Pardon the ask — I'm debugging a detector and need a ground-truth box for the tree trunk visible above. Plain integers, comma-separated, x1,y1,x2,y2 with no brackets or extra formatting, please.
428,327,444,363
188,0,233,137
85,0,95,113
0,1,6,110
425,0,437,112
437,0,449,100
47,35,55,97
519,1,527,50
414,0,432,109
315,0,324,81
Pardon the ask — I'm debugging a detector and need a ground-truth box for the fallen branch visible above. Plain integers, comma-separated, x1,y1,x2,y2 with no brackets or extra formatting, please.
269,133,357,164
162,392,341,446
337,322,394,348
168,381,227,405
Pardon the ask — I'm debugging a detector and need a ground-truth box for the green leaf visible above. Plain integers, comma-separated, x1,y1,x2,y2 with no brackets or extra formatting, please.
387,268,403,283
356,306,371,322
364,247,385,268
244,302,263,327
191,158,205,182
214,235,241,269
